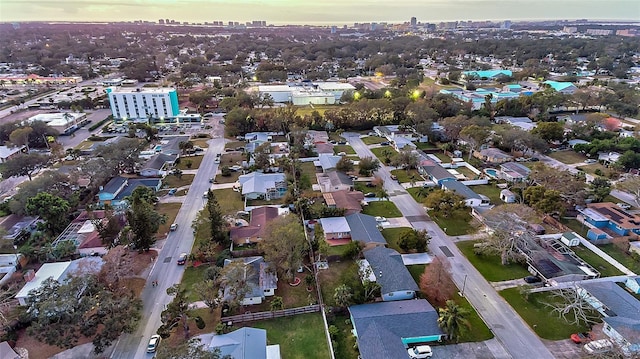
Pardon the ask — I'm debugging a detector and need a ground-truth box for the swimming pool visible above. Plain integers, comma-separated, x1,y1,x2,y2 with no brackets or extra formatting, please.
484,168,499,178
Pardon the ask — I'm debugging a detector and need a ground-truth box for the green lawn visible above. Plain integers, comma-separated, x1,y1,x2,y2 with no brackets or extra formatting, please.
415,142,437,150
317,261,363,307
181,264,208,302
560,218,589,238
548,150,586,164
361,136,387,145
500,287,593,340
328,131,346,142
362,201,402,218
576,163,618,178
471,184,503,205
457,241,530,282
162,174,195,188
212,188,244,215
215,170,241,184
429,210,475,236
599,243,640,274
176,155,204,170
571,245,623,277
370,146,395,164
407,264,426,284
454,296,494,342
333,145,356,155
433,152,451,163
390,169,422,184
382,227,414,254
155,203,182,236
220,152,246,166
224,141,245,150
295,105,338,117
354,181,380,193
406,187,433,203
250,313,330,359
453,166,479,180
300,161,319,184
329,314,360,359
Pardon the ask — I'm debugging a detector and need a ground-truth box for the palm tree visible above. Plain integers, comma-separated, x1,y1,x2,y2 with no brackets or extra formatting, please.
438,300,471,342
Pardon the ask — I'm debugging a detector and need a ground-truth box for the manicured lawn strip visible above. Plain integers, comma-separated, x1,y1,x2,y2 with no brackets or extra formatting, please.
354,181,380,193
325,241,350,258
407,264,426,284
560,218,589,238
215,170,241,184
192,139,209,148
453,296,494,342
415,142,437,150
599,243,640,274
576,163,615,177
176,155,204,170
181,264,208,302
433,152,451,163
155,203,182,236
390,168,422,184
224,141,245,149
162,174,195,188
329,313,360,359
429,210,475,236
328,131,346,142
471,184,503,205
212,188,244,215
300,161,319,184
333,145,356,155
500,287,591,340
457,241,530,281
370,146,395,163
382,227,413,254
362,201,402,218
296,105,336,117
454,166,479,180
220,152,246,166
571,245,623,277
406,187,430,203
548,150,586,164
249,313,330,359
361,136,387,145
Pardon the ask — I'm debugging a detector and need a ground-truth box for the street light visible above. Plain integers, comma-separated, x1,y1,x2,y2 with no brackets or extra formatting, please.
460,274,468,297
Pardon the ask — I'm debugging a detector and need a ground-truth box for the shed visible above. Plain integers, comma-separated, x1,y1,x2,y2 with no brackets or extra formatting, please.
500,189,516,203
560,232,579,247
588,227,609,243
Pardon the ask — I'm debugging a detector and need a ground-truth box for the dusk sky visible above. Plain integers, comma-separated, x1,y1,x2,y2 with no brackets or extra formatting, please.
1,0,639,24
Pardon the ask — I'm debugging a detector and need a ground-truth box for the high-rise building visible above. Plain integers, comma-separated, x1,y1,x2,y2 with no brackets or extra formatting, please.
106,87,179,121
410,17,417,27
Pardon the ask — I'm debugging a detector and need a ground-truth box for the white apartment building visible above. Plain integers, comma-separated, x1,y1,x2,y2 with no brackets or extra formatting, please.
106,87,180,121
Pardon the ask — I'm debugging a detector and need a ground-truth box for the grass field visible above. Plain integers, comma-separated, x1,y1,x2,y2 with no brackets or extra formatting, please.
454,295,494,342
155,202,182,237
329,314,360,359
370,146,395,163
162,174,195,189
361,136,387,145
382,227,414,253
333,144,356,155
500,287,592,340
176,155,204,170
181,264,208,302
429,210,476,236
295,105,339,117
300,161,319,184
571,245,623,277
220,152,246,166
471,184,503,205
390,169,422,184
212,188,244,215
250,313,330,359
598,243,640,274
215,170,241,184
575,163,618,178
548,150,587,164
407,264,426,284
415,142,438,150
224,141,245,150
362,201,402,217
457,240,530,282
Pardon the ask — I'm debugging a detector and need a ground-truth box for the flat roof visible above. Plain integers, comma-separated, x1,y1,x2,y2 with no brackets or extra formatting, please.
315,82,356,90
15,261,70,299
107,87,174,94
257,85,292,92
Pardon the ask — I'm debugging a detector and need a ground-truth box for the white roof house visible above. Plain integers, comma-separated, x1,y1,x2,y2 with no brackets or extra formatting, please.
238,172,287,200
319,217,350,235
0,145,25,163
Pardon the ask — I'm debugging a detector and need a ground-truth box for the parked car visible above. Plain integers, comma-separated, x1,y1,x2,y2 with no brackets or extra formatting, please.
380,142,390,146
585,159,597,164
147,334,161,353
571,332,592,344
531,157,540,162
177,253,188,265
203,192,208,198
583,339,613,354
390,174,398,180
364,192,376,198
408,345,432,358
209,178,215,183
366,182,375,187
170,223,178,231
375,216,387,223
617,202,632,210
168,188,177,195
524,276,542,284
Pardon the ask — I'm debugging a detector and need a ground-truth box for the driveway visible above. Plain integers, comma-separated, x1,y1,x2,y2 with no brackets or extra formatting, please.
432,338,510,359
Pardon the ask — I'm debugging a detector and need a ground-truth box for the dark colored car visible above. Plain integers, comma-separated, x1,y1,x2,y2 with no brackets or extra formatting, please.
177,253,188,265
531,157,540,162
364,192,376,198
524,276,542,283
380,142,390,146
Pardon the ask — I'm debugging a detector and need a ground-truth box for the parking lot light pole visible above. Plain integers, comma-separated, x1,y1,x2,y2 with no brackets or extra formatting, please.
460,274,468,297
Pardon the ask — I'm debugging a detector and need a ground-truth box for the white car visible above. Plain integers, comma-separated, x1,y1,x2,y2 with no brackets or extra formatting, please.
408,345,432,358
147,334,161,353
583,339,613,354
375,216,387,223
617,202,632,210
170,223,178,231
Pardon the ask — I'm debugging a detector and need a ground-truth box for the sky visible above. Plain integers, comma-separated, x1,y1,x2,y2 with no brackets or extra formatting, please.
1,0,639,25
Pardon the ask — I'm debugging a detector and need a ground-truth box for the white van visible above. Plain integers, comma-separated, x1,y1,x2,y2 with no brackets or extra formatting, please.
407,345,432,358
583,339,613,354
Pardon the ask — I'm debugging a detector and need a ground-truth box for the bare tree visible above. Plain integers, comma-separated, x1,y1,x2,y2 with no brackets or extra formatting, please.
475,204,536,265
543,285,601,327
617,176,640,208
419,256,457,307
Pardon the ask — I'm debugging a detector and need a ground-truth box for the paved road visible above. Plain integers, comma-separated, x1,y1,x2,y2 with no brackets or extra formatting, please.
345,133,554,359
108,116,226,359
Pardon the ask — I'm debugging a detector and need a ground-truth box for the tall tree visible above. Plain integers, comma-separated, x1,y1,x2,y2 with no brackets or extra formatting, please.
9,126,33,150
358,156,380,176
333,284,353,309
159,284,198,339
459,124,490,160
155,339,221,359
206,190,227,244
336,156,354,173
438,300,470,342
424,190,466,218
589,177,612,203
531,121,565,142
0,153,49,181
259,214,308,280
25,192,70,234
220,260,254,308
125,187,166,251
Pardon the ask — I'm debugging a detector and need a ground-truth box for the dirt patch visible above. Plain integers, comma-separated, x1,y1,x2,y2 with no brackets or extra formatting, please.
131,249,157,276
15,328,93,359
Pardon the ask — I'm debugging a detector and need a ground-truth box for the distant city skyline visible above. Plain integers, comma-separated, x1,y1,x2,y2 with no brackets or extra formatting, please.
1,0,639,25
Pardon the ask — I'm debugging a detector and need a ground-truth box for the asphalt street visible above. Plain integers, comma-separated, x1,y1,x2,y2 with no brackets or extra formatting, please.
345,133,554,359
108,117,226,359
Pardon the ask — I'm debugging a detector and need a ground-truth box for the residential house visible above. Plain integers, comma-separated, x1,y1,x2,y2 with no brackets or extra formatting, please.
15,257,104,306
0,145,25,163
580,202,640,237
52,210,114,256
392,136,417,151
230,206,281,245
499,162,531,182
543,80,578,94
373,125,417,142
579,281,640,355
238,172,287,200
500,189,516,203
598,152,622,166
140,153,177,177
323,190,364,215
98,176,162,207
626,277,640,294
1,214,38,242
0,341,19,359
441,180,488,207
349,299,445,359
494,116,536,131
157,135,190,156
314,142,334,155
474,148,513,164
314,153,343,173
418,160,455,185
316,171,353,193
567,139,589,148
222,256,277,305
360,246,419,301
319,217,351,245
345,213,387,248
305,130,329,145
208,327,281,359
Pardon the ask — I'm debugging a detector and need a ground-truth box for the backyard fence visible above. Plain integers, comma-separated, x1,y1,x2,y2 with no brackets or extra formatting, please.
221,304,321,324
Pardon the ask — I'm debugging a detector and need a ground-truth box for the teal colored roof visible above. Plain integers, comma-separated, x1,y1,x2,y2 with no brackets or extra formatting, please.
507,84,521,88
463,70,512,78
544,81,575,92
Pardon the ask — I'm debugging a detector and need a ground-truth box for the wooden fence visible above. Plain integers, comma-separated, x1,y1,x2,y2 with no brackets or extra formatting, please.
221,304,321,324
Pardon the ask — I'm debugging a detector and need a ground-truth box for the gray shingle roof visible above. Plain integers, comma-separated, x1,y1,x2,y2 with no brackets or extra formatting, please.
363,246,419,295
441,180,481,200
345,213,386,245
581,281,640,319
208,327,267,359
349,299,443,359
421,161,455,181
